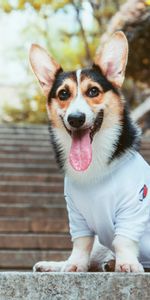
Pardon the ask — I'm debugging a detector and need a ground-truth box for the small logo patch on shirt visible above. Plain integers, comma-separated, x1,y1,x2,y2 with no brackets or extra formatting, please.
139,185,148,201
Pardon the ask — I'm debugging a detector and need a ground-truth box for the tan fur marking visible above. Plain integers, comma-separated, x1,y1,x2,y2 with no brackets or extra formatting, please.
47,101,63,128
80,78,104,106
86,96,103,106
48,78,77,115
56,98,72,110
56,78,77,110
56,78,76,97
101,91,124,130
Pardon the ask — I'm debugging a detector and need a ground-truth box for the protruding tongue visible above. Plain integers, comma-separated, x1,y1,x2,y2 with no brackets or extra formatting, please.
69,130,92,171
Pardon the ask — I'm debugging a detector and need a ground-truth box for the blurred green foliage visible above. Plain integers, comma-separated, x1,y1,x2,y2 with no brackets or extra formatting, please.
0,0,126,123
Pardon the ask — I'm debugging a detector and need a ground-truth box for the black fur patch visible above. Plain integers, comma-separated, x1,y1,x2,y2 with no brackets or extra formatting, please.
81,65,119,94
48,122,65,171
110,106,140,161
90,110,104,142
48,70,77,103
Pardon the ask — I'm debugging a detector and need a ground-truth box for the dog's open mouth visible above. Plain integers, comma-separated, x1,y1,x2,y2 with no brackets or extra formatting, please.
62,110,104,172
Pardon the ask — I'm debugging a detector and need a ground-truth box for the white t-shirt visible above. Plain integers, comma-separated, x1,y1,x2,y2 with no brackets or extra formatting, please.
64,151,150,268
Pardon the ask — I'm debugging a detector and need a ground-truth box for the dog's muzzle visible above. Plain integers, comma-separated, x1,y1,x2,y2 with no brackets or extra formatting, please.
61,109,104,142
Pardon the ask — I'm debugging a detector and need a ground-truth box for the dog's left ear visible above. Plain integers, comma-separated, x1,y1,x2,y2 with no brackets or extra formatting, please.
29,44,61,97
94,31,128,88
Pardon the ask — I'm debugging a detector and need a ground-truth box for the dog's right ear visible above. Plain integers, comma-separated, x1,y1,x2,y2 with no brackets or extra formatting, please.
29,44,61,97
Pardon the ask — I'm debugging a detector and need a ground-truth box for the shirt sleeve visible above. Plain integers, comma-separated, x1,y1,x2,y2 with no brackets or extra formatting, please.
64,179,94,241
115,182,150,242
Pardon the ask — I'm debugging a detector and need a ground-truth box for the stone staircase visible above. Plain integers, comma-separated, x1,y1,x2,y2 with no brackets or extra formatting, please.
0,124,71,271
0,124,149,271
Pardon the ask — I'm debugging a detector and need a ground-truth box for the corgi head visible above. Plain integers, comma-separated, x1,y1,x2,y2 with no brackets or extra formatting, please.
29,32,139,180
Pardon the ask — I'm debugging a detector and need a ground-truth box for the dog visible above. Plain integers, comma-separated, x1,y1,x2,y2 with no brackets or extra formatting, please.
29,31,150,273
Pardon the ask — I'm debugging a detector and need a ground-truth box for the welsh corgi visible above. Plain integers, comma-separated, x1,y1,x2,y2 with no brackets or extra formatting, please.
29,31,150,273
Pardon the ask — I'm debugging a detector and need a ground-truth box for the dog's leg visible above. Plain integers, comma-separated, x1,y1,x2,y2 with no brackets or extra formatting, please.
89,236,115,272
61,236,94,272
33,236,94,272
113,235,144,272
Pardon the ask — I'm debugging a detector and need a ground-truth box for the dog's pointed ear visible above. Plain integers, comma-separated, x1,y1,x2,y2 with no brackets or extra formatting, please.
29,44,61,97
94,31,128,88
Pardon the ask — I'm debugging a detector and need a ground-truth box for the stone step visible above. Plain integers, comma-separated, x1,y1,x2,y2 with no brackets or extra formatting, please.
0,163,59,173
0,182,63,193
0,233,71,249
0,205,67,218
0,145,53,154
0,124,49,133
140,149,150,155
0,124,47,129
0,156,56,164
0,134,50,141
0,139,51,146
0,273,149,300
0,153,55,159
0,218,69,233
0,192,64,204
141,145,150,150
140,143,150,149
0,250,70,269
0,173,63,183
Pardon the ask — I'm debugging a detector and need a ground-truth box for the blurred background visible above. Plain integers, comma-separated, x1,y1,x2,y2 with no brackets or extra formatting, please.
0,0,149,271
0,0,149,130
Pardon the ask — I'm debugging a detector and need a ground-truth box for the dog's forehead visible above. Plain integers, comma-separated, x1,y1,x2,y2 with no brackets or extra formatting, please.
57,67,116,91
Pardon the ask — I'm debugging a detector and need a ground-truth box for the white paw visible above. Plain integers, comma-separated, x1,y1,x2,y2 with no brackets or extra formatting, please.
61,261,89,272
115,261,144,273
33,261,65,272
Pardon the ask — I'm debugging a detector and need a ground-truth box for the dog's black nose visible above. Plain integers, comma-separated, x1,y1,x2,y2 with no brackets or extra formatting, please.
68,112,86,128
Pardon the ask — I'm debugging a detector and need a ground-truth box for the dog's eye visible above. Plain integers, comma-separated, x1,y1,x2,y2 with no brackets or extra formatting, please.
87,87,100,98
58,89,70,101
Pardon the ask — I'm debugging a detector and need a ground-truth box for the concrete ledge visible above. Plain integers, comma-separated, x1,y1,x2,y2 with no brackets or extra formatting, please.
0,272,150,300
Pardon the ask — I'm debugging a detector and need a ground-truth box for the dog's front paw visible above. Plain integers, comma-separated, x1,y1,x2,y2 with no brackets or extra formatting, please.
61,260,89,272
115,260,144,273
33,261,65,272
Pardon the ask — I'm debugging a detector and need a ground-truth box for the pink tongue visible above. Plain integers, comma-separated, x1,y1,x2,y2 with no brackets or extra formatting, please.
69,130,92,171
